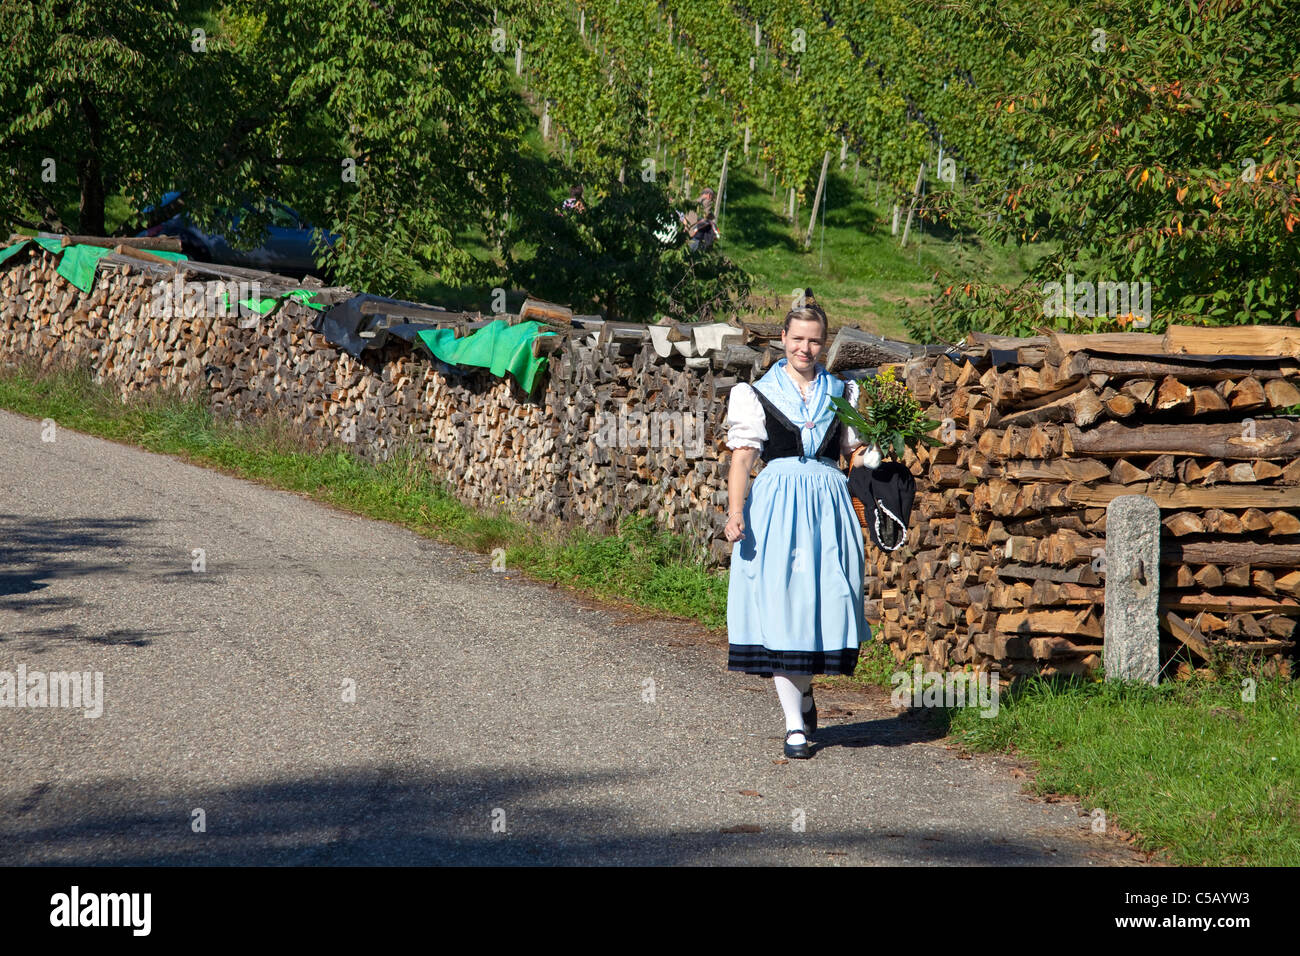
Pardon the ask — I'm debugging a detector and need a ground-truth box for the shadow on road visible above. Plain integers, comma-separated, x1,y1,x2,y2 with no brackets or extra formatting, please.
0,513,163,649
0,764,1094,866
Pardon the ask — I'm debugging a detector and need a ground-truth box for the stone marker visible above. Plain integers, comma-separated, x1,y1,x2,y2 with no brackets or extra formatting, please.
1104,494,1161,684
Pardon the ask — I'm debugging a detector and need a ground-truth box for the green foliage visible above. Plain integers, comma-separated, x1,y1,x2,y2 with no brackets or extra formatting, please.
235,0,537,296
830,365,943,460
919,0,1300,339
0,0,542,296
505,165,751,320
0,0,243,235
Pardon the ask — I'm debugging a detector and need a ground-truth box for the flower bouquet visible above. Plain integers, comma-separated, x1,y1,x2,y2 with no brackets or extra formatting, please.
829,365,946,461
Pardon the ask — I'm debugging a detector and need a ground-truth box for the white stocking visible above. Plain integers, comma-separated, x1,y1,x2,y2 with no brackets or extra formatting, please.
774,673,811,746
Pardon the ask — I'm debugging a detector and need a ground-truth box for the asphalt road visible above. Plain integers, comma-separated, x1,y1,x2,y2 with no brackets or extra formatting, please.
0,409,1154,865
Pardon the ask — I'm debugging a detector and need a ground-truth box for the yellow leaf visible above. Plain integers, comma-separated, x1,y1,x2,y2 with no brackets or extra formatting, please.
1177,219,1183,235
1140,168,1149,184
1007,101,1015,113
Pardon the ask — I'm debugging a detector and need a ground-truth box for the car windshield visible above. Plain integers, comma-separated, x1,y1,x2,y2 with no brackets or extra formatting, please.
268,204,299,228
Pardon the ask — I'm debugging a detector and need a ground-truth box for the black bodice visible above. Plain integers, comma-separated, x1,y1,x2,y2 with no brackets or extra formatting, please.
751,387,843,463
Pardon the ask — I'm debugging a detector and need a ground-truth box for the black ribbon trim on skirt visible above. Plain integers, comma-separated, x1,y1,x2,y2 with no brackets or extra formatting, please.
727,644,860,678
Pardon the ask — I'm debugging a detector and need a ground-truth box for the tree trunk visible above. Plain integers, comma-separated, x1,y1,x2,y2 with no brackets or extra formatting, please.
78,88,107,235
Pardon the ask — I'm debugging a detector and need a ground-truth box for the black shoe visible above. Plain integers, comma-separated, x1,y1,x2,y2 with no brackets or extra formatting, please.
784,728,812,759
802,688,817,734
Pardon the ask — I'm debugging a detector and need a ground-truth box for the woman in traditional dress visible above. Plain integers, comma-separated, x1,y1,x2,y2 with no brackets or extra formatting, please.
723,305,878,759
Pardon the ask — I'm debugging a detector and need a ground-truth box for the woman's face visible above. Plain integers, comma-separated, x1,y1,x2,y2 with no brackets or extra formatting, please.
782,318,825,374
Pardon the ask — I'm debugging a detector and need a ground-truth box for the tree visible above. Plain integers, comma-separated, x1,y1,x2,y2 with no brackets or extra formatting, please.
235,0,538,295
919,0,1300,340
0,0,241,235
505,161,750,320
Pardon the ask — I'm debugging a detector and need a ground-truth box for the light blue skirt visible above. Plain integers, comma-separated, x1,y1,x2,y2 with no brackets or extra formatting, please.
727,455,870,677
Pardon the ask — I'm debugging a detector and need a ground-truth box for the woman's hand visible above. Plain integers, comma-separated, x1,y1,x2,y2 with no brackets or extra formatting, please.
725,512,746,542
851,443,882,470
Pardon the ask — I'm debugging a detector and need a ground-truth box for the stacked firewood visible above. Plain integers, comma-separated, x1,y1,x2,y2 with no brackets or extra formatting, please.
9,247,1296,680
0,249,752,558
872,327,1300,679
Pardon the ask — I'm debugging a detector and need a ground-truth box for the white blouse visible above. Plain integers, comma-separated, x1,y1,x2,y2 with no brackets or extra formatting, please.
725,375,879,465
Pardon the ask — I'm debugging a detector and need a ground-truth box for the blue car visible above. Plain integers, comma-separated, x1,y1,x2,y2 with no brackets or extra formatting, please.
138,193,340,278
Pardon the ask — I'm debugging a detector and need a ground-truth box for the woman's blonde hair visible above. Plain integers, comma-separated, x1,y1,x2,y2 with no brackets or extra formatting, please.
782,304,828,338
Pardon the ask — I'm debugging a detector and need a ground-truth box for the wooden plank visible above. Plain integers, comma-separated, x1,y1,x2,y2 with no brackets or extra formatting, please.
1047,331,1165,363
359,301,455,323
111,243,176,265
1163,612,1212,661
1001,459,1112,483
1066,481,1300,509
1161,593,1300,615
1163,324,1300,359
1160,542,1300,569
1063,354,1300,384
64,234,183,252
996,563,1101,585
967,331,1050,349
996,608,1102,638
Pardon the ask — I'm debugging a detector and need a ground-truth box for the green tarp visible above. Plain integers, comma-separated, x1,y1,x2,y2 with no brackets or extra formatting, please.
417,319,556,394
220,287,328,314
0,238,320,313
55,243,114,291
0,236,62,268
0,237,189,293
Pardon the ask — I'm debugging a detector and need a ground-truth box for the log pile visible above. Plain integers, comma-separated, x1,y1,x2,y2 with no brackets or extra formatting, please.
0,248,752,561
5,245,1296,680
873,328,1300,680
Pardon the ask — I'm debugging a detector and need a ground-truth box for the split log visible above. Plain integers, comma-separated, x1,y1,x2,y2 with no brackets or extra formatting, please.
824,326,913,372
1064,420,1300,460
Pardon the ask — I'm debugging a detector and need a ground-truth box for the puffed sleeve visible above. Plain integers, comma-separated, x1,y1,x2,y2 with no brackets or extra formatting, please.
840,379,881,466
725,382,766,451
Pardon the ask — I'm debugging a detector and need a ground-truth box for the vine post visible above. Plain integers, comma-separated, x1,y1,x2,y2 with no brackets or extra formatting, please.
805,149,831,249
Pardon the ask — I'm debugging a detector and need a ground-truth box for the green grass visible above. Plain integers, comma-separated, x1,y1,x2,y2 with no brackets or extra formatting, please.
704,162,1048,339
941,671,1300,865
2,357,1295,866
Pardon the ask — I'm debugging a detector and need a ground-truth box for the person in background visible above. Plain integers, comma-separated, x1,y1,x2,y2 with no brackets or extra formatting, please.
560,184,587,215
681,187,718,252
